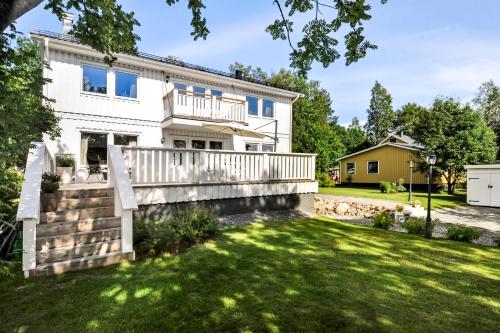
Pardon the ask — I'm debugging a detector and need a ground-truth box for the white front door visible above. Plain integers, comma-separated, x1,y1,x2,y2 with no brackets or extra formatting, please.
490,174,500,207
467,173,491,206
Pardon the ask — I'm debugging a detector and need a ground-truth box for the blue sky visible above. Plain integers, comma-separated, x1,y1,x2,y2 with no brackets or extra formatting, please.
15,0,500,125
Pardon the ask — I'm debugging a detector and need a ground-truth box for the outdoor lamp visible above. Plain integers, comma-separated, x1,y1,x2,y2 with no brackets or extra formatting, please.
427,154,436,165
424,152,436,239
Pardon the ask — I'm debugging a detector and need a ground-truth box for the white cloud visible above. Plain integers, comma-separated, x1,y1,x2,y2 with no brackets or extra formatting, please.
434,60,500,92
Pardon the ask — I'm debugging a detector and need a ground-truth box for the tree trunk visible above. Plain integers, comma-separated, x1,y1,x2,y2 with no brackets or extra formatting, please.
1,0,44,32
447,182,455,195
447,168,455,194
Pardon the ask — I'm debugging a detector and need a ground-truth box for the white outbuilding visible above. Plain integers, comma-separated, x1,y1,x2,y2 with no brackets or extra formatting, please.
464,165,500,207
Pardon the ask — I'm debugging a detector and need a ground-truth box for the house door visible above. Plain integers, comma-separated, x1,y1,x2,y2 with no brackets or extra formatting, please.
467,173,491,206
490,174,500,207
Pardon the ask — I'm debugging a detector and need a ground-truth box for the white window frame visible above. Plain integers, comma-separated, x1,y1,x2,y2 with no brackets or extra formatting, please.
79,130,109,167
80,62,109,97
261,144,275,152
367,160,380,174
262,98,275,119
346,162,356,175
244,142,260,152
169,136,226,150
246,95,260,118
113,68,140,101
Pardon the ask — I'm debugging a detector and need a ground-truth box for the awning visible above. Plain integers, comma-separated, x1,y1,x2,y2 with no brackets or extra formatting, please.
202,122,268,139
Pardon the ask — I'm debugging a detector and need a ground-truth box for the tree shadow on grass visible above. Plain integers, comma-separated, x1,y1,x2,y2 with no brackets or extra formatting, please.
1,217,499,332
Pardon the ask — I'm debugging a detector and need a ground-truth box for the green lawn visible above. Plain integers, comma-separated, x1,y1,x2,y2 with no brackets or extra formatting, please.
1,218,499,332
319,186,467,210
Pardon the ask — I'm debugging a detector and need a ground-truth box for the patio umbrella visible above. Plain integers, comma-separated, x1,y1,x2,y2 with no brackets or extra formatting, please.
202,122,268,139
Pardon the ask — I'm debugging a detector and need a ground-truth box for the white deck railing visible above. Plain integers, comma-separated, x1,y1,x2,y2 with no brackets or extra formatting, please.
163,89,247,123
121,147,316,185
17,142,55,277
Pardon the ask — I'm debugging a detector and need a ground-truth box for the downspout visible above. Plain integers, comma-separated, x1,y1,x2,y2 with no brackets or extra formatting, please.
289,92,301,152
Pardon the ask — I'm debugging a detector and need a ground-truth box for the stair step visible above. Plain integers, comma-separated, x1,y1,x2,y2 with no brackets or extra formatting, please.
40,206,115,223
37,240,122,264
31,251,135,276
37,217,121,237
42,196,114,212
54,188,114,199
36,228,121,250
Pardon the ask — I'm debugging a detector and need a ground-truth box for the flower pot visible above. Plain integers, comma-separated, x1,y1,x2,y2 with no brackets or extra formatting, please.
57,166,73,185
394,211,406,224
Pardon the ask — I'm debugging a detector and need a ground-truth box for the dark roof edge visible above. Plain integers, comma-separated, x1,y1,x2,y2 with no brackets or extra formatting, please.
31,30,299,93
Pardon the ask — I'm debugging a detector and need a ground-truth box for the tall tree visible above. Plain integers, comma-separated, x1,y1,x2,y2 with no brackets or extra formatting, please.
1,0,386,74
333,118,369,155
473,80,500,159
394,103,427,137
413,98,497,194
349,116,362,129
364,81,395,143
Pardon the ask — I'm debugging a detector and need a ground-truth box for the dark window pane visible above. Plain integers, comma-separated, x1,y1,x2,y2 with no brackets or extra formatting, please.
368,161,379,174
173,140,186,148
262,144,274,152
346,162,356,174
211,89,222,97
192,140,206,149
263,99,274,118
210,141,223,150
82,66,107,94
193,86,206,96
114,134,137,146
245,143,259,152
174,83,187,95
81,132,107,165
247,96,258,116
115,71,137,98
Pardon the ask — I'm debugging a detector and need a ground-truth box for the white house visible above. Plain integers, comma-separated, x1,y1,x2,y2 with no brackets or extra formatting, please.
16,22,317,277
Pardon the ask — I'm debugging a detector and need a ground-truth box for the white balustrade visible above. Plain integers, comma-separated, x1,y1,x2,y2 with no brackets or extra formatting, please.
122,147,316,185
164,89,246,123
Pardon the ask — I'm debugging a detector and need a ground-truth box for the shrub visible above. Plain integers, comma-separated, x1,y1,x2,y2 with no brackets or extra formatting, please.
445,224,481,243
493,237,500,247
56,155,75,168
41,172,60,193
379,181,394,193
372,211,394,229
401,216,435,235
346,173,353,184
134,208,218,257
396,184,406,192
0,167,23,224
317,172,335,187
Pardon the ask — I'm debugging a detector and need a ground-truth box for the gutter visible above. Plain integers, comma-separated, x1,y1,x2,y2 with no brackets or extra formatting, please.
289,92,302,151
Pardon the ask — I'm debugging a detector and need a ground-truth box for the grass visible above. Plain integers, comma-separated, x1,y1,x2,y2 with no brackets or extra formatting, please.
1,218,499,332
319,186,466,210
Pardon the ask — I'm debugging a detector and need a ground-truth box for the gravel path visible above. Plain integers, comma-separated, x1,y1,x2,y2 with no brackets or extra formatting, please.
218,210,310,227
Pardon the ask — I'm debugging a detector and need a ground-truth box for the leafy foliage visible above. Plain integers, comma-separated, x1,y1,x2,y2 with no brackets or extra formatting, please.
364,81,395,143
473,80,500,159
55,155,75,167
445,224,481,243
412,97,497,194
401,216,434,235
394,103,427,137
372,211,394,229
0,168,22,224
41,172,60,193
333,118,370,155
317,172,335,187
134,208,218,257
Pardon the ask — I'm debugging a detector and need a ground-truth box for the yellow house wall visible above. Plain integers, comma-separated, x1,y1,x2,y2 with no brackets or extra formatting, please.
340,145,428,184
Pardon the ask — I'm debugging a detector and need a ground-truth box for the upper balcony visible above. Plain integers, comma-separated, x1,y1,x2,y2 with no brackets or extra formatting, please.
163,88,247,125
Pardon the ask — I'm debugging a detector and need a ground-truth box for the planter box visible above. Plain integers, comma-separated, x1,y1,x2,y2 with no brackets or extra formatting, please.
57,166,73,185
394,211,406,224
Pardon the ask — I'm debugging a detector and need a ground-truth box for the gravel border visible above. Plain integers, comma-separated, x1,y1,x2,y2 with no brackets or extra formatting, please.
217,210,310,227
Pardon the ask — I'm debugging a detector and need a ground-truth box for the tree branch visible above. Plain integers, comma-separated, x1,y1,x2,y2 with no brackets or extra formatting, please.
272,0,296,51
1,0,44,31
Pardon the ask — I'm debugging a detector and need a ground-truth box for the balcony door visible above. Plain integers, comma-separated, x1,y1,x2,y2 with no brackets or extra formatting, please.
81,132,108,166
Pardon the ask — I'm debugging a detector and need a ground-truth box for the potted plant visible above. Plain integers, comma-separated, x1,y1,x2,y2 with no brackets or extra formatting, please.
56,155,75,185
394,204,406,223
41,172,61,193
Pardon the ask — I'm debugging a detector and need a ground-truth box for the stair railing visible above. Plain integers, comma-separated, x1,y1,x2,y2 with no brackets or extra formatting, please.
107,145,138,257
17,142,54,278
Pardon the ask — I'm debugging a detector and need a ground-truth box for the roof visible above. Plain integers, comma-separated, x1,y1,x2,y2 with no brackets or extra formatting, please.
30,30,299,94
379,132,423,148
465,164,500,170
337,142,422,161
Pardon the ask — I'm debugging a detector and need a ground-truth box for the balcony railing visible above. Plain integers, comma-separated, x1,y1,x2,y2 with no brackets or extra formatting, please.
163,89,247,123
122,147,316,185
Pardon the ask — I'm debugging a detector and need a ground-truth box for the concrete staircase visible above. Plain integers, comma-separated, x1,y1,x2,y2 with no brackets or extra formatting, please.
32,188,133,276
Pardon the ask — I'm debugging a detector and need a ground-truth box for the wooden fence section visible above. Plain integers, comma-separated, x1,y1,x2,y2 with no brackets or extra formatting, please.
121,147,316,185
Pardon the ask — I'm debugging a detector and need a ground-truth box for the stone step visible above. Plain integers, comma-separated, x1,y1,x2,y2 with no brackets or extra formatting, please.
40,206,115,223
44,188,114,200
42,196,114,212
30,251,135,277
37,240,122,264
37,217,121,237
36,228,121,250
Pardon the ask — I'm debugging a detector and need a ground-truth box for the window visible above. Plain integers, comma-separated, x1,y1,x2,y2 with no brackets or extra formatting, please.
262,144,274,152
114,134,137,146
209,141,223,150
192,140,206,149
173,140,186,148
81,133,107,165
211,89,223,98
247,96,258,116
346,162,356,175
174,83,187,95
82,65,107,94
367,161,379,174
115,71,137,98
193,86,206,97
245,143,259,152
262,99,274,118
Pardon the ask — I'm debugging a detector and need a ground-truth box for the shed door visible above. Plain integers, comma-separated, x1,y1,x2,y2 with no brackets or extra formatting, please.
490,174,500,207
467,173,491,206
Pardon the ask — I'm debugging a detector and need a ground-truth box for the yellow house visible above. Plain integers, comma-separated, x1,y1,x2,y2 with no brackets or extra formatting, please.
338,133,428,185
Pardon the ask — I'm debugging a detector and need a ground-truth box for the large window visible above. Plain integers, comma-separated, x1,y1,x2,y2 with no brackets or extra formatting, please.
262,99,274,118
82,65,107,94
262,144,274,152
247,96,258,116
367,161,379,174
173,140,187,148
114,134,137,146
209,141,223,150
115,71,137,98
211,89,223,98
245,143,259,152
174,82,188,95
81,133,107,165
192,140,206,149
346,162,356,175
192,86,206,97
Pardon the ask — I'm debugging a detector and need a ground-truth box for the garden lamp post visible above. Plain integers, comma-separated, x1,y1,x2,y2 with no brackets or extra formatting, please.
408,160,414,203
424,153,437,239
